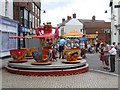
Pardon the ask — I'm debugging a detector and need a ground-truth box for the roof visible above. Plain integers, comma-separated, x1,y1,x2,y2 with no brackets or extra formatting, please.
0,15,19,23
78,19,105,23
83,22,111,28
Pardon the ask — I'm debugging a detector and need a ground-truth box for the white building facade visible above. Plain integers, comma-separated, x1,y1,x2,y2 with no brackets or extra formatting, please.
0,0,18,57
59,18,83,36
64,19,83,34
110,0,120,43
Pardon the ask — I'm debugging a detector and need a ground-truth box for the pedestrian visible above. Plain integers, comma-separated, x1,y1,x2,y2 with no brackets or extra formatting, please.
95,41,100,53
109,45,117,72
112,42,117,49
103,42,110,70
59,37,66,59
99,44,105,68
116,42,120,60
52,45,57,61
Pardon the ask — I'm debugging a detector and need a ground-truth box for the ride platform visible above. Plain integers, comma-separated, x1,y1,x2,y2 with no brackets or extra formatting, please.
5,59,89,76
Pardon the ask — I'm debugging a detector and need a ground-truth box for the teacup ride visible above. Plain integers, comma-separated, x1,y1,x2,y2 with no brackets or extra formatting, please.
62,48,81,64
22,48,36,59
31,49,52,65
9,49,28,63
6,24,89,76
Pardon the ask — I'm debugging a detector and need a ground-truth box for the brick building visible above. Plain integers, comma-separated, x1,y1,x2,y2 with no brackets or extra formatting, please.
13,0,41,48
79,16,111,44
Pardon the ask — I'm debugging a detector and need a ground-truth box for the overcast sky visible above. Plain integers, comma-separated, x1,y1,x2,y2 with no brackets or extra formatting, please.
41,0,111,26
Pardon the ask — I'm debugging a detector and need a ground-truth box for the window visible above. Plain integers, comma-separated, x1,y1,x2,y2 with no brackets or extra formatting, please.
0,31,2,51
61,28,64,35
24,19,28,28
35,5,38,14
80,29,82,32
24,9,28,20
35,17,37,28
1,32,17,51
29,13,32,22
104,29,110,33
29,21,32,28
20,9,24,25
2,32,9,51
9,33,17,49
38,9,39,16
32,16,34,28
32,3,34,12
20,9,23,19
29,13,33,28
37,19,39,26
24,9,28,28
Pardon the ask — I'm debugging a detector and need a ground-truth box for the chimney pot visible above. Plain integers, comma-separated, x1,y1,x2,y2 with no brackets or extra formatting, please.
62,18,65,23
92,16,96,21
73,13,76,18
67,16,71,21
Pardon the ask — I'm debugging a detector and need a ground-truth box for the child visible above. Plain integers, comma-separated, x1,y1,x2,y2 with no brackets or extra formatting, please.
52,45,57,61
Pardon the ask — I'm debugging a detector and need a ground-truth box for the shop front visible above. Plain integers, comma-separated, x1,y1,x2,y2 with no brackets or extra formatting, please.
0,15,18,57
19,26,30,49
85,34,98,44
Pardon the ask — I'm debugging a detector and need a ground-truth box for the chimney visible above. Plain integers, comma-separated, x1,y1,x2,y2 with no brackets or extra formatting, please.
67,16,71,21
62,18,65,23
73,13,76,18
92,16,96,21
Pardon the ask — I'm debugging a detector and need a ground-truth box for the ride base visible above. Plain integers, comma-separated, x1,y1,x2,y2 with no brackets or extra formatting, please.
5,59,89,76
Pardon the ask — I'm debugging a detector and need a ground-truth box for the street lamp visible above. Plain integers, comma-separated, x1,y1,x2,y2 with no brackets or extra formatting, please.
40,9,46,13
96,31,98,41
95,31,98,34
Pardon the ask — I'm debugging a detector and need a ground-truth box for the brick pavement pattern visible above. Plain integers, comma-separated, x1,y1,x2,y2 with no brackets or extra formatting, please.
1,54,119,88
2,69,118,88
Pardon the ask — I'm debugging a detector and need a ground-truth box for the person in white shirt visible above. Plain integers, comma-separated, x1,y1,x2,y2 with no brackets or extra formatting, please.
109,45,117,72
116,42,120,59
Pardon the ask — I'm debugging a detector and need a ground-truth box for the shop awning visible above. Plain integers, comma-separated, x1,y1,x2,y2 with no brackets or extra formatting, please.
63,30,83,38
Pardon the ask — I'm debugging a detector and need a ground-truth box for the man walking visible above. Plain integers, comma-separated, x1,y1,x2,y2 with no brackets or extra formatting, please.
59,37,66,59
109,45,117,72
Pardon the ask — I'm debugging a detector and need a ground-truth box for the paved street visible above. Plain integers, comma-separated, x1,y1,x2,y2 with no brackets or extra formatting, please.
2,69,118,88
86,53,120,75
1,53,119,88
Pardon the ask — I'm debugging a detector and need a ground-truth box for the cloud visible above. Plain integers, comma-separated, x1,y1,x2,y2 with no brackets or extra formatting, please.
41,0,111,26
41,0,74,10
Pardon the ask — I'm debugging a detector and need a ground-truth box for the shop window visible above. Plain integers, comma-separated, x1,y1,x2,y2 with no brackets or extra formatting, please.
24,19,28,28
29,21,32,28
9,33,17,49
1,32,17,51
0,31,2,51
2,32,9,51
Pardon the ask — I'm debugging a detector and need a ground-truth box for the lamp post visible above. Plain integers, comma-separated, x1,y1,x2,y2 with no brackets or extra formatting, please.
95,31,98,41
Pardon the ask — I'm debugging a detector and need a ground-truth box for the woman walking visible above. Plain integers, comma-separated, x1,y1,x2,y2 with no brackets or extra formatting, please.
99,44,105,68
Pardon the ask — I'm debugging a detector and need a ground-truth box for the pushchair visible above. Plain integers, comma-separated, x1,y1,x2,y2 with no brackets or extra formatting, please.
81,48,87,59
88,46,95,54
